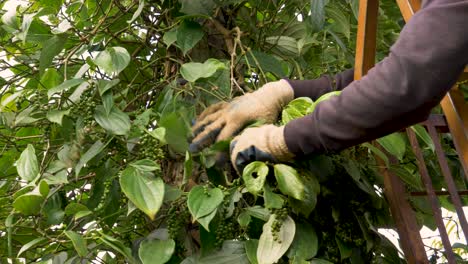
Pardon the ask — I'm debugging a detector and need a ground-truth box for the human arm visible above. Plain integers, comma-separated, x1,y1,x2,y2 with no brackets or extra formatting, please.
230,0,468,171
284,0,468,156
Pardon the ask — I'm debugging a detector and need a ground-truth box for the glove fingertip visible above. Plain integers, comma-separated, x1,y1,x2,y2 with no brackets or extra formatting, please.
230,140,237,153
188,143,199,153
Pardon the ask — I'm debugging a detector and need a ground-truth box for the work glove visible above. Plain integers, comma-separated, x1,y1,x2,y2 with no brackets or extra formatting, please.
189,80,293,152
230,125,294,174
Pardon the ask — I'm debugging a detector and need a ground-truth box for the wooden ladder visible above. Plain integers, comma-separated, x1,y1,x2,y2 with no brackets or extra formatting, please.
354,1,468,263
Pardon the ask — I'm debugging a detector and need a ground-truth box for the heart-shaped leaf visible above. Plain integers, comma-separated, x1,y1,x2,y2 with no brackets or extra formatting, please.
17,144,39,182
139,239,175,264
187,186,223,221
93,47,130,75
120,167,165,220
242,161,268,196
273,164,305,200
94,105,131,135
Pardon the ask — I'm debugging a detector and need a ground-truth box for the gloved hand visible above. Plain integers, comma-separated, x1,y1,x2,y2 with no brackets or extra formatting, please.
189,80,293,152
230,125,294,174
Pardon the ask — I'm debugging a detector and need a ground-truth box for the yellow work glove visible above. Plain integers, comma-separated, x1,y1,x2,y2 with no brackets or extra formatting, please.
189,80,293,152
230,125,294,174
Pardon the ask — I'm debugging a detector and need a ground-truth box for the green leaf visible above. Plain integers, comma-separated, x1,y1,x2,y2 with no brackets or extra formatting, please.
335,236,352,260
176,21,205,55
64,231,88,257
197,208,218,231
17,237,46,257
273,164,305,200
377,133,406,161
343,160,376,195
163,29,177,47
47,78,85,98
187,186,224,221
75,140,105,177
179,0,216,16
310,259,334,264
139,239,175,264
130,159,161,172
39,35,67,75
17,144,39,182
287,222,318,260
411,125,435,152
245,239,259,264
149,127,167,144
13,192,44,215
93,47,131,75
120,167,165,220
127,0,145,24
245,50,286,77
309,91,341,113
64,203,91,216
257,215,296,264
99,233,136,262
282,97,314,124
180,58,226,82
246,206,270,221
327,5,350,39
97,79,120,96
199,240,250,263
39,68,62,90
159,112,189,153
289,173,319,217
46,109,70,125
238,211,251,227
310,0,327,32
242,161,268,196
265,36,299,57
94,105,131,135
38,180,49,197
263,184,284,209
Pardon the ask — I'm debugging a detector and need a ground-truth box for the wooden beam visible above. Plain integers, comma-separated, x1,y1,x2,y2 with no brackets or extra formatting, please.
440,88,468,180
396,0,421,22
354,1,428,262
354,0,380,79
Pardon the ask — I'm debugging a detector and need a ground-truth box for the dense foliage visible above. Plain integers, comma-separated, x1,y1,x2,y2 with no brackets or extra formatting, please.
0,0,466,263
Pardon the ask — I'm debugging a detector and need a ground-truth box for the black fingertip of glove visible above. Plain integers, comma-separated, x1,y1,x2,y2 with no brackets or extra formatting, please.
188,143,199,153
214,152,229,168
189,128,222,153
230,140,237,153
192,124,206,138
233,145,276,174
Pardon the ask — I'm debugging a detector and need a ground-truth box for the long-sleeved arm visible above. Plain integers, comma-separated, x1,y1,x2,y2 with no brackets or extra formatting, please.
284,0,468,156
287,69,355,100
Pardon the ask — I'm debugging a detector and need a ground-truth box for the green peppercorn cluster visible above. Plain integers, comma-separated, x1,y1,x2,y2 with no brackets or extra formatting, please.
71,90,97,126
321,231,340,263
215,220,237,248
336,222,364,247
138,133,164,161
167,200,190,240
269,207,288,243
215,184,243,248
31,93,48,110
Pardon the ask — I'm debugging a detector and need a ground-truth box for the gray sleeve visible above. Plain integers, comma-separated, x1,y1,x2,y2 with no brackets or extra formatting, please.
284,0,468,156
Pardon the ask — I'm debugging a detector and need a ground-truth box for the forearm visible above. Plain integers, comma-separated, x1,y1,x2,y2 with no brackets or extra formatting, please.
284,0,468,156
286,69,354,100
